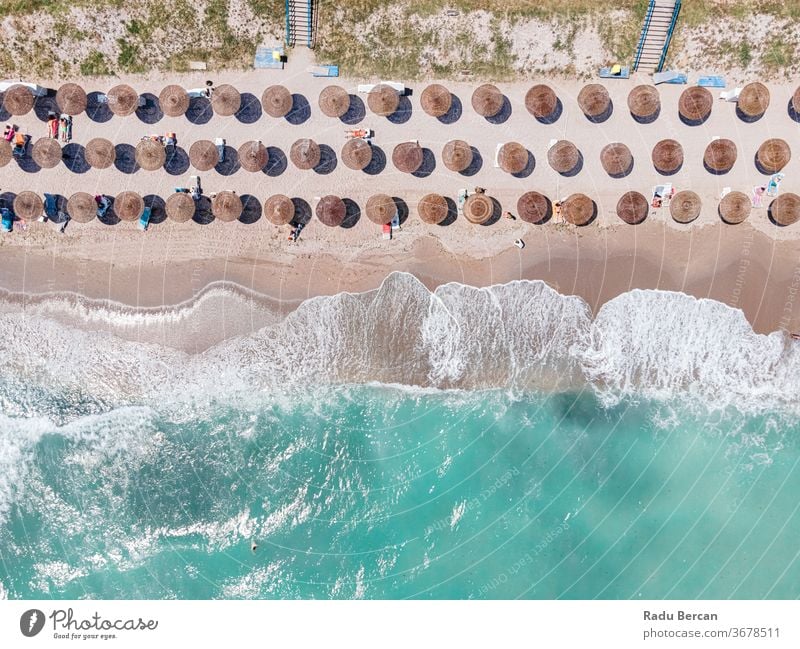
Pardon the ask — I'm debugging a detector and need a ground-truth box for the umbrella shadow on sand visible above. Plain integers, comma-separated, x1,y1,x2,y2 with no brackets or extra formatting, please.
341,95,366,125
86,92,113,123
34,94,60,121
136,93,163,124
314,144,337,175
240,194,262,224
411,148,436,178
214,147,240,176
438,94,462,125
114,143,138,174
143,194,167,225
286,94,311,125
235,93,262,124
341,198,361,228
192,196,214,225
291,198,312,226
165,146,190,175
485,96,512,125
186,97,212,125
264,146,287,177
363,145,386,175
62,143,90,174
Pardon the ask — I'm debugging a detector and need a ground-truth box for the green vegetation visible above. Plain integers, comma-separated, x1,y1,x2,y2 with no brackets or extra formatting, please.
79,51,112,76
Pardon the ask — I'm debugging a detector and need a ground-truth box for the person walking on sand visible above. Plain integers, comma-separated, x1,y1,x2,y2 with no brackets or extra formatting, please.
504,211,516,220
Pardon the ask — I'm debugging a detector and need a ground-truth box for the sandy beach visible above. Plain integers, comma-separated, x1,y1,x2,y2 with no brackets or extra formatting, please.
1,56,800,337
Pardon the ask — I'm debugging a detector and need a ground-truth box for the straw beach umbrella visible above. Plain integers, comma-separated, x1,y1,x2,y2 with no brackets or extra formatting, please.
737,82,769,119
365,194,396,225
498,142,528,175
114,191,144,221
392,142,423,173
85,138,115,169
189,140,219,171
756,139,790,174
704,139,737,173
652,139,683,174
211,84,241,116
525,84,558,120
518,191,550,224
13,191,42,220
719,191,751,224
262,85,292,118
616,191,649,225
464,194,493,224
56,83,87,115
0,140,12,167
135,139,166,171
367,84,399,116
238,140,268,172
263,194,295,225
679,86,712,123
418,193,448,225
627,84,660,120
316,195,346,227
793,86,800,115
577,84,610,119
471,84,504,118
420,84,451,117
769,193,800,226
2,85,34,115
166,192,195,223
67,192,96,223
548,140,580,175
562,193,595,226
600,143,633,177
670,191,702,223
290,138,321,170
107,84,139,116
318,85,350,118
442,139,473,173
159,85,189,117
341,138,372,170
212,191,242,222
32,138,62,169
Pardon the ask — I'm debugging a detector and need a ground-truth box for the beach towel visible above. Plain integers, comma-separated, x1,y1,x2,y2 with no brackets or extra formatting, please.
698,75,726,88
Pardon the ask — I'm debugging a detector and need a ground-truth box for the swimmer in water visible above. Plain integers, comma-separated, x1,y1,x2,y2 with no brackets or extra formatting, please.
251,541,258,553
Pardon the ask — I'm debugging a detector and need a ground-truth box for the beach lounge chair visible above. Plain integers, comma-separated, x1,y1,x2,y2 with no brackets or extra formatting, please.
12,133,27,157
0,207,12,232
493,143,502,168
215,138,225,163
652,184,673,208
598,65,630,79
95,195,111,218
698,75,726,88
254,46,285,69
308,65,339,77
138,206,152,231
382,223,391,240
457,189,468,216
720,87,742,102
752,186,766,208
652,71,687,85
44,193,57,220
767,173,784,197
187,87,211,99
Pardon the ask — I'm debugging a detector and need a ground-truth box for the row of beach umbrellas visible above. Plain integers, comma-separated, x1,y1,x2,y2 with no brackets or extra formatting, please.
2,81,793,123
3,134,791,177
8,190,800,227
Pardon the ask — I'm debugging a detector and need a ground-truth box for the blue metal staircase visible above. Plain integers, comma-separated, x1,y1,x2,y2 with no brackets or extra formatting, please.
286,0,315,48
633,0,681,73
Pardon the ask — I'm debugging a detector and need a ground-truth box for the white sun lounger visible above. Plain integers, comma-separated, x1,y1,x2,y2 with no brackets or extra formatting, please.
720,87,742,102
357,81,406,94
0,81,46,96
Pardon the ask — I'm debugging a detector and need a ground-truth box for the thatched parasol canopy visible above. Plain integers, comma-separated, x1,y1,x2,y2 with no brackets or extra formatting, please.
679,86,712,122
263,194,295,225
316,195,346,227
562,193,595,226
756,138,791,174
627,84,660,119
471,84,504,117
517,191,550,224
737,82,770,118
793,86,800,115
420,84,452,117
525,84,558,119
32,138,62,169
85,138,115,169
211,84,241,116
159,84,189,117
464,194,493,224
211,191,242,222
135,139,166,171
600,142,633,177
769,193,800,226
652,139,684,174
290,138,321,170
367,84,400,116
0,140,12,167
577,83,610,118
56,83,87,115
114,191,144,221
341,138,372,170
442,139,473,172
107,84,139,116
2,85,34,115
13,191,42,220
166,192,195,223
703,138,737,173
719,191,751,224
261,85,292,118
189,139,219,171
365,194,397,225
418,193,448,225
67,192,96,223
670,191,702,223
498,142,528,175
616,191,649,225
318,85,350,118
392,141,423,173
548,140,580,174
238,140,268,172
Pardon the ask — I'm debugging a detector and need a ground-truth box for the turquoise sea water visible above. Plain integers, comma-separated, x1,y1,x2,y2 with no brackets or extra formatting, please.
0,273,799,599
